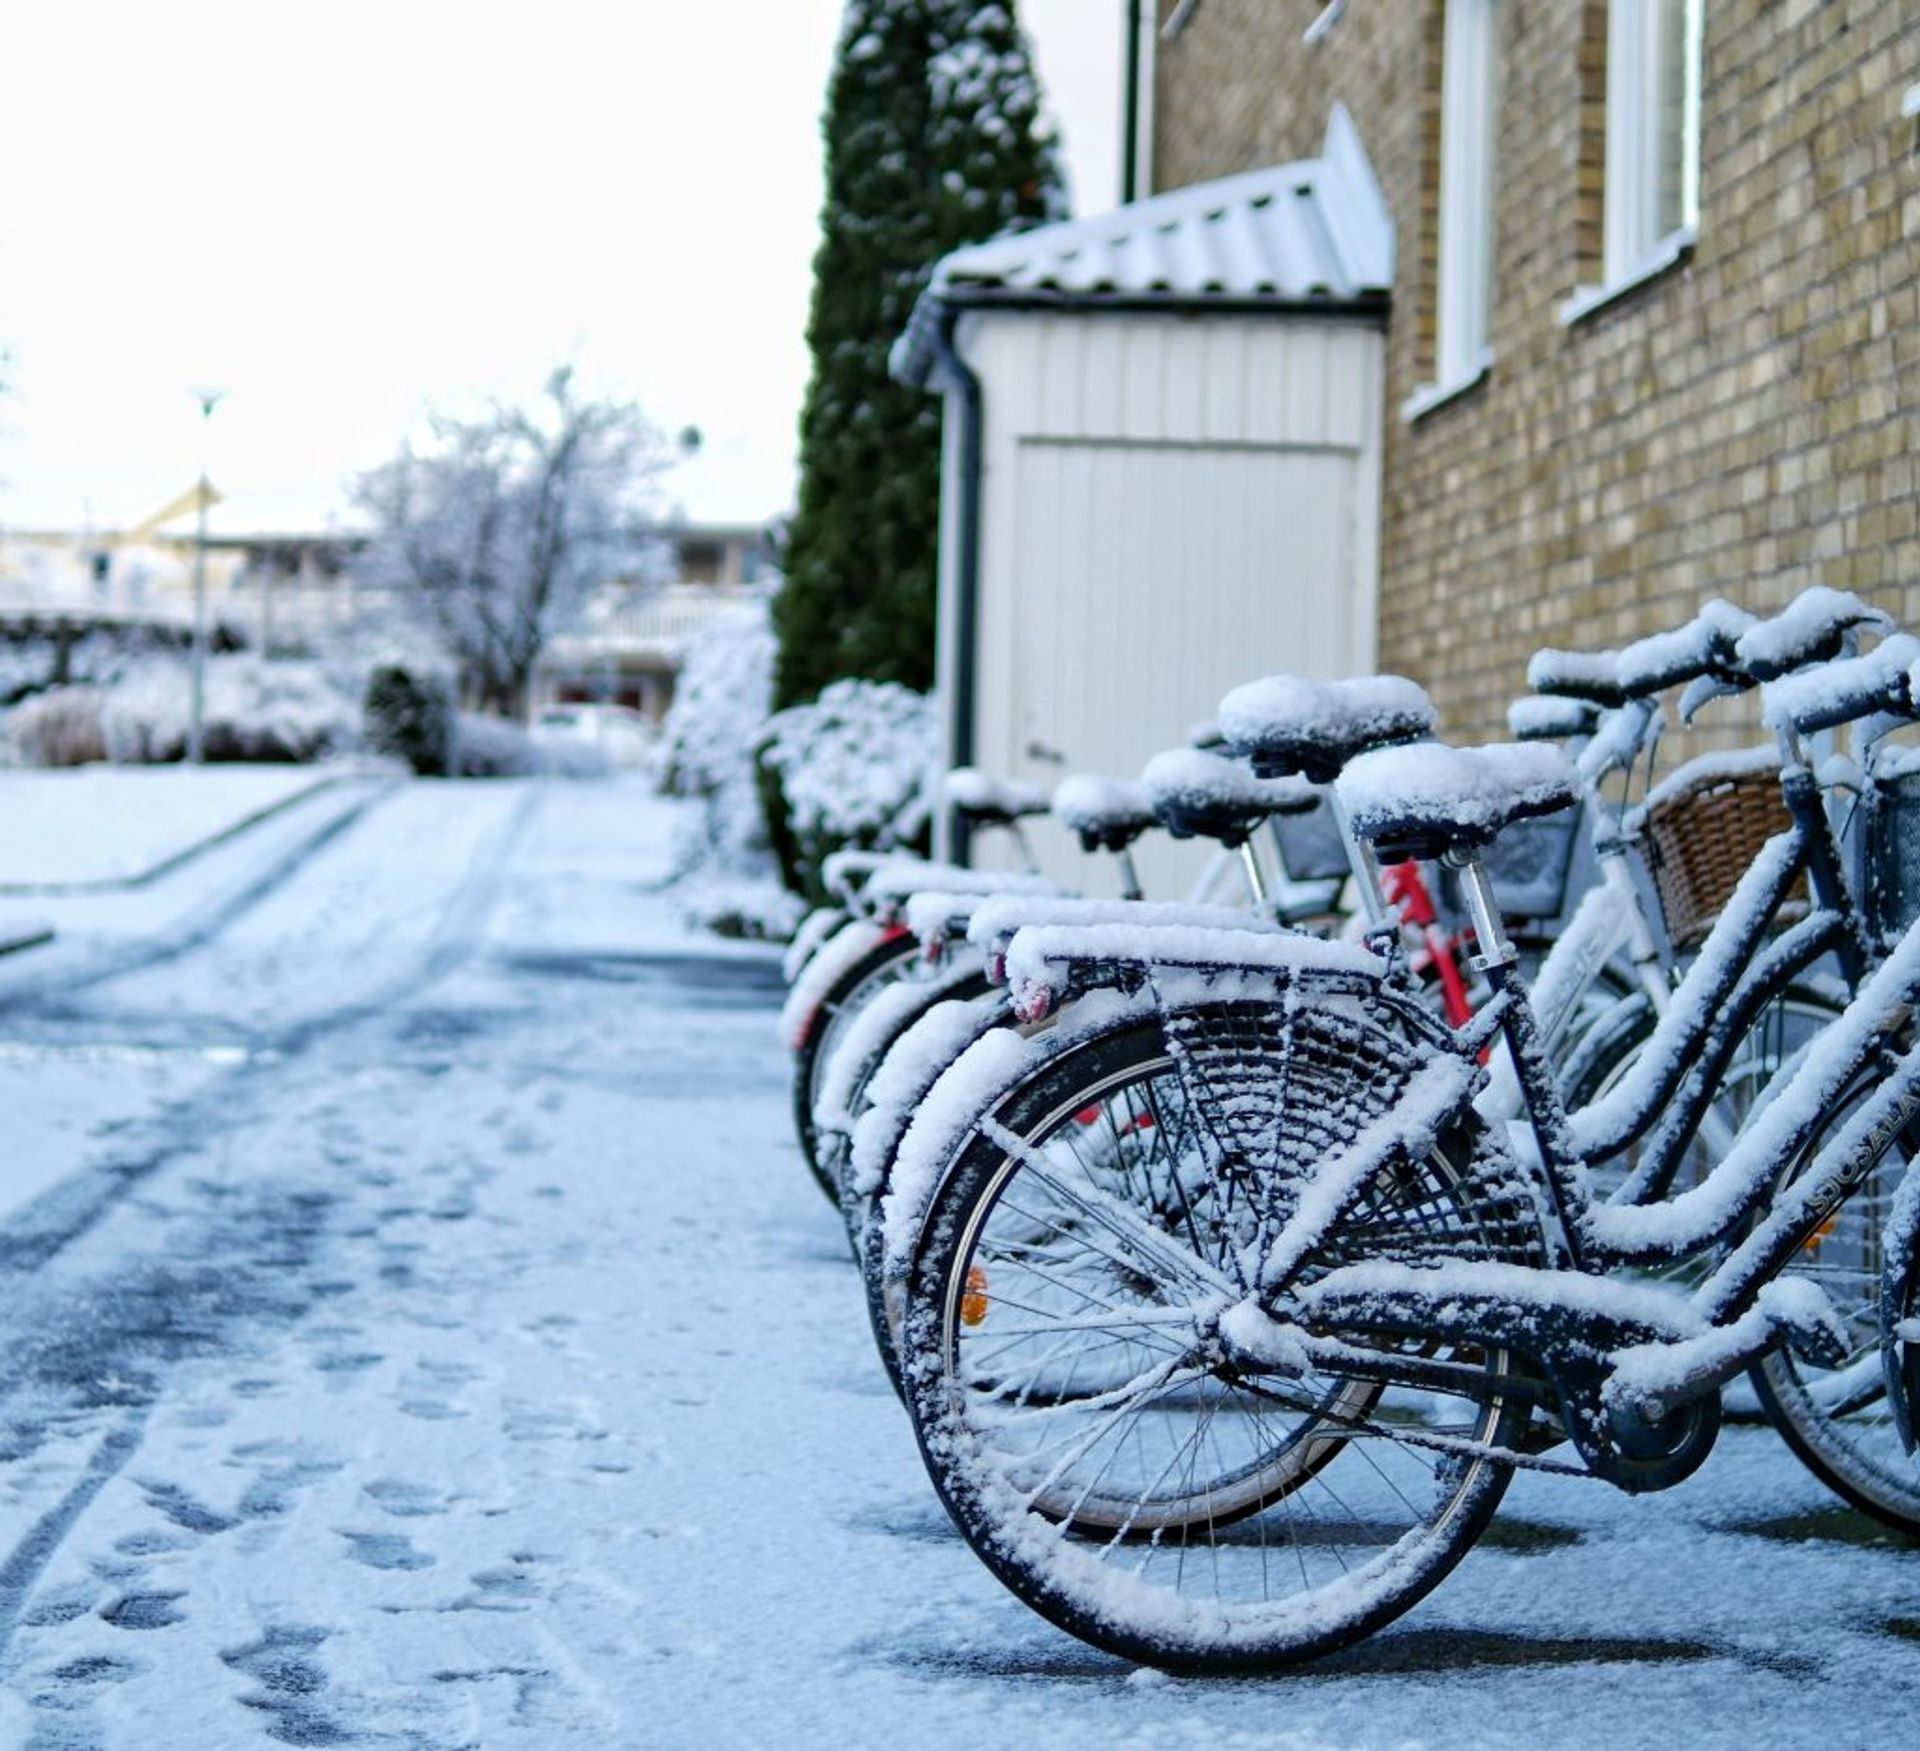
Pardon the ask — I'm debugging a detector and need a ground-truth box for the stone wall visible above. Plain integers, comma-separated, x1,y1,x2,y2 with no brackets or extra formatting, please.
1151,0,1920,737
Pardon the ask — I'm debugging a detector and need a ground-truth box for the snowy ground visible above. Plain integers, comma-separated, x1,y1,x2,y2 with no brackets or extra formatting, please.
0,766,334,889
0,775,1912,1748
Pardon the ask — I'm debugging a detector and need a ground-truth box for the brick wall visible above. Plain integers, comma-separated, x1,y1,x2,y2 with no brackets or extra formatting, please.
1152,0,1920,738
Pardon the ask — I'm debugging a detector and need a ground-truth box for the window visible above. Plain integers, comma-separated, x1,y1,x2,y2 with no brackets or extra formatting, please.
1564,0,1702,322
1404,0,1497,420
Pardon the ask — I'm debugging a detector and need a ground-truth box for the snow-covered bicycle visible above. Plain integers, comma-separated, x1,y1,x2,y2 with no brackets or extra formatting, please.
883,620,1920,1672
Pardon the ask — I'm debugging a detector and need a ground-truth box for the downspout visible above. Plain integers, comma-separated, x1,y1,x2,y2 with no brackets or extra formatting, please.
929,307,984,865
1122,0,1143,204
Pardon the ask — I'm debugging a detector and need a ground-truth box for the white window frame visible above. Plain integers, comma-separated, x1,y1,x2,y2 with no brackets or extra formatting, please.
1561,0,1703,325
1403,0,1497,422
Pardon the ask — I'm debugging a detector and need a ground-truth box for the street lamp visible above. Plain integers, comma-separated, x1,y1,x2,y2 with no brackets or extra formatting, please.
187,388,224,764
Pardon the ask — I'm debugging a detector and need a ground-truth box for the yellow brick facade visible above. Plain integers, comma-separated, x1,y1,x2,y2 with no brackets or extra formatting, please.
1151,0,1920,736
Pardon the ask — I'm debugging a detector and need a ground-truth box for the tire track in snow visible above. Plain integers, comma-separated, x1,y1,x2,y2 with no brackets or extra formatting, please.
0,783,541,1281
0,786,547,1647
0,778,399,1010
0,1411,149,1664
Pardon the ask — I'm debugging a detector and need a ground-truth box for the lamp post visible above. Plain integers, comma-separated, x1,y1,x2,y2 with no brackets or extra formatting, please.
186,389,223,764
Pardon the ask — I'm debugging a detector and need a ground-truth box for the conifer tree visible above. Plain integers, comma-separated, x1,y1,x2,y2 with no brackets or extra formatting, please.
773,0,1061,710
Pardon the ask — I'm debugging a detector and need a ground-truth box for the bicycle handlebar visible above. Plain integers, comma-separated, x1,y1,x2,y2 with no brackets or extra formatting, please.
1761,633,1920,738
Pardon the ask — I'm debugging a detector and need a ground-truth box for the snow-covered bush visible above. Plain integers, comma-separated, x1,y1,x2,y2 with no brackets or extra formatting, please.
756,677,936,900
7,685,108,766
99,656,357,764
659,602,778,871
449,712,544,778
363,665,454,775
681,877,806,942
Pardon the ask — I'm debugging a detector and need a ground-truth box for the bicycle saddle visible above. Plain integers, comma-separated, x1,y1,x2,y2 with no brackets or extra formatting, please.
1734,586,1894,683
1508,695,1601,742
1216,674,1436,782
1336,741,1579,865
1526,646,1630,707
1141,748,1316,846
1050,773,1158,854
941,767,1052,826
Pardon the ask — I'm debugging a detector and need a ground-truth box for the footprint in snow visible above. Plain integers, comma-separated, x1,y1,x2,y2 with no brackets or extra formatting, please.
138,1479,237,1536
361,1478,446,1519
337,1530,435,1571
99,1591,187,1631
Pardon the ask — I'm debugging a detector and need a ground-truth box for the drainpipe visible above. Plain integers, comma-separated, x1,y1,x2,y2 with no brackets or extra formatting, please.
929,308,984,865
1122,0,1143,204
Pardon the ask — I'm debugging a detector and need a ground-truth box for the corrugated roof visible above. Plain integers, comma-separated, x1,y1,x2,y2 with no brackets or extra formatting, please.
894,105,1393,387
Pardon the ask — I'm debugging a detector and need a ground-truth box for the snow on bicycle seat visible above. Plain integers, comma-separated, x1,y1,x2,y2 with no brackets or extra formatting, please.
1734,586,1893,682
859,857,1059,909
1337,740,1578,864
960,893,1282,950
940,767,1052,825
1141,748,1316,845
1215,674,1436,782
1507,695,1600,742
1762,632,1920,736
1525,646,1630,707
1614,598,1755,695
1050,773,1159,854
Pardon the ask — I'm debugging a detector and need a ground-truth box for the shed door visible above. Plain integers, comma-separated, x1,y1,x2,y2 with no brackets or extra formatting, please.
1002,435,1364,783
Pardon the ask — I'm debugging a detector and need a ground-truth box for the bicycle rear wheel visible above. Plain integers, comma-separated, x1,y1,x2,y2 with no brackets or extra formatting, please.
899,1011,1536,1672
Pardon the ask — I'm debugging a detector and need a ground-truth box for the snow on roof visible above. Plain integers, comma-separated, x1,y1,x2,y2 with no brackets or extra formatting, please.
893,104,1393,386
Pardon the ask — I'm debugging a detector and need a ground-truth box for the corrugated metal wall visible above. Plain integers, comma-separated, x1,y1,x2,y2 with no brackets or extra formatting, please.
946,310,1384,895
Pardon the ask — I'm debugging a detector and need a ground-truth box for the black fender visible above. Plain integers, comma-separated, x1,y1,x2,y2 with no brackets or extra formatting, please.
1880,1166,1920,1455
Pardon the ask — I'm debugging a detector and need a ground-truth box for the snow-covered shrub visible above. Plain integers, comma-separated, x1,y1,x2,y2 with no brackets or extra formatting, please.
756,678,936,901
0,623,207,710
659,602,778,871
363,665,453,775
449,712,543,778
100,656,357,764
7,685,109,766
681,877,806,942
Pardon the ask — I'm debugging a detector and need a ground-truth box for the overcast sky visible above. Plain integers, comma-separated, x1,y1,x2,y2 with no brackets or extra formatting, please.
0,0,1122,538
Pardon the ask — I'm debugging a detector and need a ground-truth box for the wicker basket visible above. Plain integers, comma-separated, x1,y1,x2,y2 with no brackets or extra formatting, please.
1640,759,1801,951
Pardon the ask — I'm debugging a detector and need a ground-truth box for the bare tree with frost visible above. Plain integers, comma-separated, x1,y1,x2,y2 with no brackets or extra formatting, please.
352,369,670,715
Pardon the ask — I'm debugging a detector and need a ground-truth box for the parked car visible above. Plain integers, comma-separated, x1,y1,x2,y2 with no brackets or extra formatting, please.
530,703,656,772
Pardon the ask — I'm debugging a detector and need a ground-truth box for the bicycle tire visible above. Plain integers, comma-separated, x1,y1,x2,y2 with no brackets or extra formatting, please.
824,963,994,1237
790,933,925,1202
898,1011,1535,1673
1563,985,1839,1209
1746,1065,1920,1534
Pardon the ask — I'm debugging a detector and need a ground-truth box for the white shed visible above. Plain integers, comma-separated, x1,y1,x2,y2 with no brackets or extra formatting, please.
894,107,1394,892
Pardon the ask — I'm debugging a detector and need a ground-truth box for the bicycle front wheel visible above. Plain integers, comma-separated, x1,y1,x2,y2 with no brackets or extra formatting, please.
1747,1063,1920,1532
899,1012,1533,1672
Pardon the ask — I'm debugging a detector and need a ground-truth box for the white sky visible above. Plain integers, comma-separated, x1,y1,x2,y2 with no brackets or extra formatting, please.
0,0,1122,538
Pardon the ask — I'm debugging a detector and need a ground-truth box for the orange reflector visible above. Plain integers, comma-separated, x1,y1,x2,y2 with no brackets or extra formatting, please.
962,1265,990,1326
1803,1215,1838,1253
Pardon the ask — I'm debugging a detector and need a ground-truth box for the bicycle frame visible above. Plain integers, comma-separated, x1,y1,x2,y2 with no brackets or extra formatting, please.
1521,738,1871,1206
1232,840,1920,1490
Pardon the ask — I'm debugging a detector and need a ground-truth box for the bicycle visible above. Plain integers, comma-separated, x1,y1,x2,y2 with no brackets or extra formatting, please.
884,625,1920,1671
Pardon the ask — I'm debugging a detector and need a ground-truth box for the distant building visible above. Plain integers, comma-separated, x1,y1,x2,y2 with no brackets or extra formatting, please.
530,523,777,721
0,514,779,721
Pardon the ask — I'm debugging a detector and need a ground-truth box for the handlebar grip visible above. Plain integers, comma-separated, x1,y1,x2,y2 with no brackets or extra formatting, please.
1761,634,1920,736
